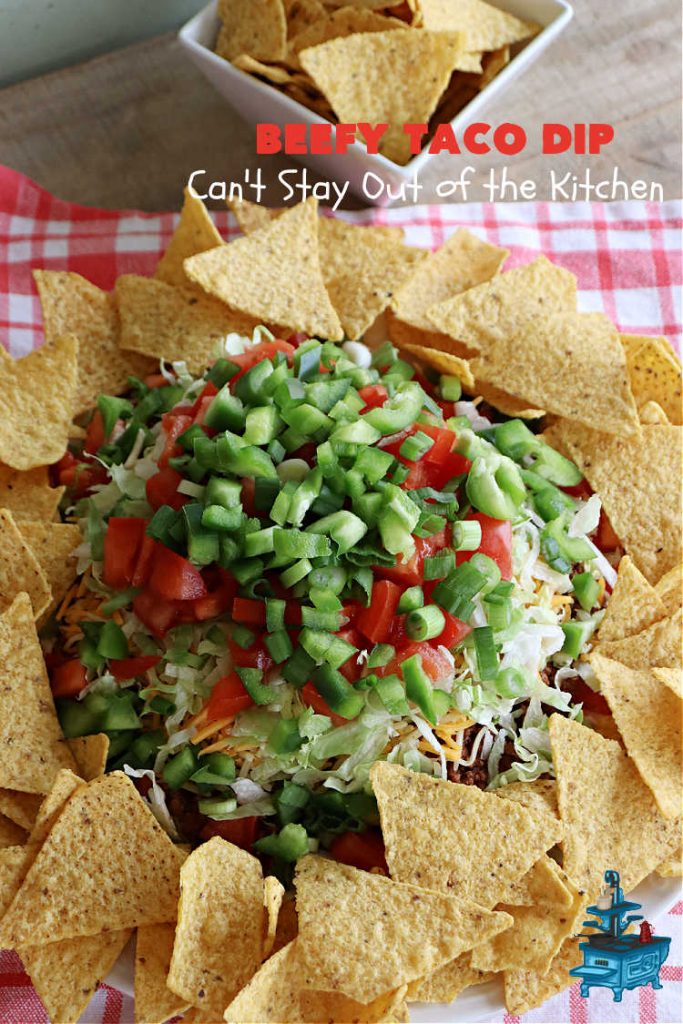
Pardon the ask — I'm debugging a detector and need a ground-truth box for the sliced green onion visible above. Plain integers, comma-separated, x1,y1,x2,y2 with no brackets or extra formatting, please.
440,375,462,402
451,520,483,551
280,558,313,588
423,549,455,581
406,605,446,642
367,644,395,669
473,626,499,680
231,624,256,650
397,587,424,614
572,572,600,612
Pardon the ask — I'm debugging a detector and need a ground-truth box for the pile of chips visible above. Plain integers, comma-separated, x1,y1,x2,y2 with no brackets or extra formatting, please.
213,0,539,164
0,186,681,1021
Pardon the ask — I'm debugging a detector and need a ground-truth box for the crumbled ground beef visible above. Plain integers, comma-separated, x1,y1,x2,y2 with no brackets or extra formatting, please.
447,725,489,788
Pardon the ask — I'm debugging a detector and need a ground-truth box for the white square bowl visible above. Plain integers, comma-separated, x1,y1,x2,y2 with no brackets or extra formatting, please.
179,0,573,206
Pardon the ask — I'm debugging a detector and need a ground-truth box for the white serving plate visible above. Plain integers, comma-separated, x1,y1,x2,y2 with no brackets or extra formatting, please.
107,872,681,1021
178,0,573,205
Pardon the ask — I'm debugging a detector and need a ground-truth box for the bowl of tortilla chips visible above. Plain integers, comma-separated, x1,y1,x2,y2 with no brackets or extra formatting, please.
0,190,680,1024
178,0,573,201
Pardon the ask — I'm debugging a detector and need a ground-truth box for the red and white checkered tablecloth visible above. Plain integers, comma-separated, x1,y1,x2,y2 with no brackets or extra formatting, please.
0,164,681,1023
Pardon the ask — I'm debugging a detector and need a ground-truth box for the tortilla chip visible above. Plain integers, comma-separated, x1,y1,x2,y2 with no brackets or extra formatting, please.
620,333,682,425
0,466,63,523
417,0,537,50
479,45,510,88
156,187,225,289
299,31,475,165
494,777,560,822
135,923,190,1024
655,565,682,615
440,304,640,436
406,951,494,1003
289,4,406,58
216,0,287,62
262,874,285,959
116,275,258,374
0,846,31,916
228,198,282,235
17,521,82,626
653,666,682,700
639,400,670,424
597,608,682,669
33,272,155,414
0,335,78,471
27,768,83,847
0,790,41,832
0,510,52,620
471,882,582,974
545,421,682,584
225,940,407,1024
391,228,508,333
20,929,132,1024
295,854,512,1003
66,733,109,781
499,854,573,909
284,0,326,39
504,936,581,1015
270,892,298,957
0,593,76,794
168,837,264,1016
371,762,561,908
0,772,181,947
0,813,26,848
185,199,343,340
657,849,682,877
233,53,300,83
398,342,476,389
548,714,680,898
591,652,682,819
598,555,666,641
318,219,424,339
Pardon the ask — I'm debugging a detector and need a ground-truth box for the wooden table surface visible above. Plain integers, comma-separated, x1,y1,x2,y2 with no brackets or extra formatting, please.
0,0,680,211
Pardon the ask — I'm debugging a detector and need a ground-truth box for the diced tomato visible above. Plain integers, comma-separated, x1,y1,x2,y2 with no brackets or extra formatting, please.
109,655,161,681
376,641,452,685
50,659,88,699
200,815,258,849
356,580,402,644
148,547,207,601
146,466,188,512
54,451,108,497
159,413,192,468
376,528,449,588
432,610,471,650
195,396,220,428
387,614,408,646
84,409,107,454
293,442,316,464
227,340,295,383
358,384,388,411
596,511,620,552
229,638,274,673
205,671,254,721
456,512,513,580
422,424,457,464
131,535,156,587
132,590,178,638
232,597,266,627
335,626,366,682
188,381,218,418
191,578,237,621
103,517,147,589
300,682,348,728
240,476,257,517
329,830,388,873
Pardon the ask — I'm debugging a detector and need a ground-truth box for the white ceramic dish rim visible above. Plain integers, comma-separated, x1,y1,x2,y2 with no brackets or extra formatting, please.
107,872,681,1021
178,0,574,181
